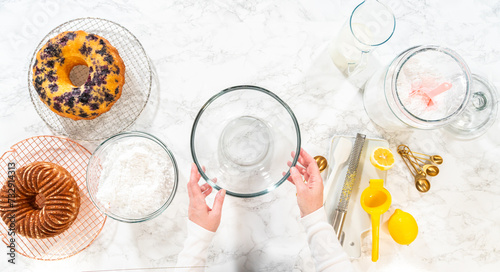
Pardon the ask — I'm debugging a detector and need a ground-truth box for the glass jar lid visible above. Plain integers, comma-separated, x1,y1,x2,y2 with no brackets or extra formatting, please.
393,46,471,127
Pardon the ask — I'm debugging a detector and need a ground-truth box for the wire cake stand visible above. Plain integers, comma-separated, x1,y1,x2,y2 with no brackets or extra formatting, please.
28,18,152,141
0,136,106,261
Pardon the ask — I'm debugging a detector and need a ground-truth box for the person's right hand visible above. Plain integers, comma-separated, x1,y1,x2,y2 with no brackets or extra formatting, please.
187,163,226,232
285,148,324,217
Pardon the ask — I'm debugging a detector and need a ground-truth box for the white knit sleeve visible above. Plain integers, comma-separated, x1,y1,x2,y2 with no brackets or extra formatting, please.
300,207,354,272
175,220,216,272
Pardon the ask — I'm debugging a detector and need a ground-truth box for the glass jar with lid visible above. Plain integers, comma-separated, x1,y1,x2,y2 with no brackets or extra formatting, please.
363,45,472,130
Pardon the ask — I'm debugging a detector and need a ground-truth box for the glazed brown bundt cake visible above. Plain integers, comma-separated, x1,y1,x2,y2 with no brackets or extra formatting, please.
0,162,81,239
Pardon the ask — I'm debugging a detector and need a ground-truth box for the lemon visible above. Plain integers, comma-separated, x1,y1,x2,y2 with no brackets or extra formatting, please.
388,209,418,245
370,147,395,171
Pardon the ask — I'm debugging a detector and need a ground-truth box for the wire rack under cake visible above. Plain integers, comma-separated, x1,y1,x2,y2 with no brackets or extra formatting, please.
0,136,106,261
28,17,152,141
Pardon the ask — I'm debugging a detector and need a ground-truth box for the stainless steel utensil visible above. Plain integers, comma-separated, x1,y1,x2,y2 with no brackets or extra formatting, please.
332,133,366,243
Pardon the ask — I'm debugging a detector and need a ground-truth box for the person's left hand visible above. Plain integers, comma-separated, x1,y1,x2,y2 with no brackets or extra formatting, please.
187,163,226,232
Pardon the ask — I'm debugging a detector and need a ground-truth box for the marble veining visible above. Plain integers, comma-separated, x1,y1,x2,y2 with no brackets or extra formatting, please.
0,0,499,271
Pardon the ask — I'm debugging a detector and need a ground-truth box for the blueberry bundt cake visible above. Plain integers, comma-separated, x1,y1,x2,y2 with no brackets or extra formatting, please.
0,162,81,239
32,30,126,120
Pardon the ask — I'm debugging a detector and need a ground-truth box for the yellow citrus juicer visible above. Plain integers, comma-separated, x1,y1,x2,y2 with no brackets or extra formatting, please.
360,179,392,262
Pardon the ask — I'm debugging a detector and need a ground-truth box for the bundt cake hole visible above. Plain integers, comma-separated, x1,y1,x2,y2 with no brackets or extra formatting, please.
69,65,90,87
34,193,46,210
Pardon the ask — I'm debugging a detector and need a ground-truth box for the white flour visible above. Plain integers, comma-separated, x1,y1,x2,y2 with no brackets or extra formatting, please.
96,138,173,218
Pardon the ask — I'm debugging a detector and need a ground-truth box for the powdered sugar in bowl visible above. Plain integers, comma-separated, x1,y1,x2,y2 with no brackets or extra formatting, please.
86,131,178,223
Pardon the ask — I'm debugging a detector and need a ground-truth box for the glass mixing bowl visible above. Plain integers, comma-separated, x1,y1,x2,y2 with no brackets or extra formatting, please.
191,85,301,198
86,131,178,223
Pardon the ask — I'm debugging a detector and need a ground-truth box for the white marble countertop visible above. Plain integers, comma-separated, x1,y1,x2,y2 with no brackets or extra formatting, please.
1,0,500,271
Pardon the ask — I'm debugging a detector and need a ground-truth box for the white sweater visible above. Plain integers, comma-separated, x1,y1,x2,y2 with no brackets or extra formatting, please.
175,207,354,271
300,207,354,271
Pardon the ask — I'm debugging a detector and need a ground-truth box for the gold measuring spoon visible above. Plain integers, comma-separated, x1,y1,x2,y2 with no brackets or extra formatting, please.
397,144,411,155
408,160,431,192
314,155,328,173
399,151,431,193
412,151,443,165
400,146,440,176
429,155,443,165
423,164,439,176
415,174,431,192
399,145,443,165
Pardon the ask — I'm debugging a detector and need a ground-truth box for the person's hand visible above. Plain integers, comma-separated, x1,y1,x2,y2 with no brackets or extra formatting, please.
285,148,324,217
187,163,226,232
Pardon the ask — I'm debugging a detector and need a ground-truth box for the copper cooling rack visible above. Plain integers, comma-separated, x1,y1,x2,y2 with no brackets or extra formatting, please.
0,135,106,261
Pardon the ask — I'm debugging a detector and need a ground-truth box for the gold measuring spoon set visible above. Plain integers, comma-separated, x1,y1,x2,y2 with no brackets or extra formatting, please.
397,145,443,193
